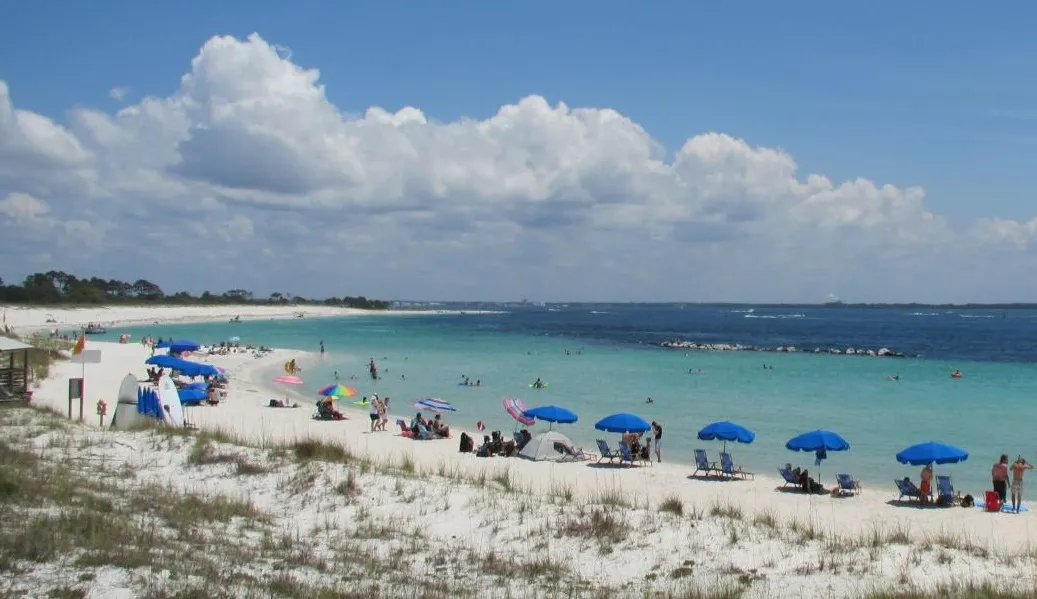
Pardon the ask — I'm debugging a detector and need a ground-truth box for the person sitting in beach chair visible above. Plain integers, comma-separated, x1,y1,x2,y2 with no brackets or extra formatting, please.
516,429,533,451
793,467,824,494
315,398,345,421
779,463,800,487
639,439,653,464
430,414,451,438
410,413,426,437
490,431,504,455
623,432,642,457
895,477,924,502
476,435,493,457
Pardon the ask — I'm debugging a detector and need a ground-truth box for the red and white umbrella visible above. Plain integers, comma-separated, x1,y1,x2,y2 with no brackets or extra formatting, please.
502,397,535,426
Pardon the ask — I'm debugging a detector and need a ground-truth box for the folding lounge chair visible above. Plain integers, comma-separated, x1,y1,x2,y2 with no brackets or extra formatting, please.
617,441,638,466
895,478,923,502
778,468,800,488
555,441,596,462
936,475,959,506
720,452,754,480
694,449,718,477
596,439,622,463
835,473,861,496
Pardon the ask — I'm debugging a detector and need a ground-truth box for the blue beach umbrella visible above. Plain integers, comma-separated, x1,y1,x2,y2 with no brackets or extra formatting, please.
896,442,968,466
786,430,851,476
177,387,208,406
697,421,755,451
144,355,218,377
523,405,578,429
168,340,200,354
786,430,850,453
595,413,651,434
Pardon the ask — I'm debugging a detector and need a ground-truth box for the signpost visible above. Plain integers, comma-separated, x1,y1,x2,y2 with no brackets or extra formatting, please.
69,350,102,421
68,378,83,419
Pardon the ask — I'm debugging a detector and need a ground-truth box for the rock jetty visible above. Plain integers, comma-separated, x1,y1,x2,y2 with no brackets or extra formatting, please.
659,340,910,358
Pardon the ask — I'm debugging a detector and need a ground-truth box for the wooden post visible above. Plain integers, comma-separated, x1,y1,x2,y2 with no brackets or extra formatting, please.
21,348,28,395
79,361,85,422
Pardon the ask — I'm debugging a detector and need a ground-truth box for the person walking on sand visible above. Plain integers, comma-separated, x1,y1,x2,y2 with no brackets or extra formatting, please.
1011,456,1034,512
651,420,663,463
993,454,1010,504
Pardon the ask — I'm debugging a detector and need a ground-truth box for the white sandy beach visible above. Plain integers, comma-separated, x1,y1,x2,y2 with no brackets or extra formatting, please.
0,303,473,336
11,333,1037,598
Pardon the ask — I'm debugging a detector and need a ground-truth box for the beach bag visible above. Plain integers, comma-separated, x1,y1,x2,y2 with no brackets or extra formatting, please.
961,494,974,508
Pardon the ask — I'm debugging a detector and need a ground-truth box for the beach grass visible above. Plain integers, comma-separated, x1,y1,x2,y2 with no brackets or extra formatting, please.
2,402,1035,599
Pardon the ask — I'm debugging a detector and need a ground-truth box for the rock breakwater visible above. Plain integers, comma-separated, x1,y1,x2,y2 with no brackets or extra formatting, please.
659,340,911,358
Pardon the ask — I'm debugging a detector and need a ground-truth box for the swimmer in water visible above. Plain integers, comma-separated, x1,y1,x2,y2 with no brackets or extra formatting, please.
887,374,900,382
951,369,962,379
532,377,544,389
645,397,653,404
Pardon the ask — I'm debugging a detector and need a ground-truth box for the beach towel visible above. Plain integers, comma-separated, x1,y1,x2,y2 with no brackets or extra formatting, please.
974,501,1030,513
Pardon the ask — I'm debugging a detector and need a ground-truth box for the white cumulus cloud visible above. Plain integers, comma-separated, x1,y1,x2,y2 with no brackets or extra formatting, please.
0,33,1035,302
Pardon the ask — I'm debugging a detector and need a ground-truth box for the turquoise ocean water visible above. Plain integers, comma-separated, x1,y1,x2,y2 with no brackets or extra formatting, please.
104,308,1037,495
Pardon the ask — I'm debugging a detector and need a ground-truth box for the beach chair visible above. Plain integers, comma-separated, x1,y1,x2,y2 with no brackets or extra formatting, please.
984,490,1002,512
719,452,754,480
596,439,622,463
694,449,718,477
617,441,638,466
779,468,800,488
396,419,415,438
936,475,958,506
555,441,596,462
895,478,924,502
835,473,861,496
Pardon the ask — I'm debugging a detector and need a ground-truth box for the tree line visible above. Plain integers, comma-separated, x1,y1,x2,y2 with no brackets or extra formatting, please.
0,271,391,310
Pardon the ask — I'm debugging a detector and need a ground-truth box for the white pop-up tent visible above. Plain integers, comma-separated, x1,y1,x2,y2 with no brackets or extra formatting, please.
518,430,576,461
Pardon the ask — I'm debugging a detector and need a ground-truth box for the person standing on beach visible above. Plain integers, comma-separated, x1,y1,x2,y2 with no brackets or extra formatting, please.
319,340,325,356
1011,457,1034,512
993,454,1010,504
651,421,663,463
920,464,933,504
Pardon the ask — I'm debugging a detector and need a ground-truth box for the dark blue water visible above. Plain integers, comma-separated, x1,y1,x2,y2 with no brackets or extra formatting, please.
429,305,1037,363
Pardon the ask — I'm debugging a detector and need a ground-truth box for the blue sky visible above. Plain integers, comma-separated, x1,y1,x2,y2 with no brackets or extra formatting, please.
1,2,1036,301
4,1,1034,224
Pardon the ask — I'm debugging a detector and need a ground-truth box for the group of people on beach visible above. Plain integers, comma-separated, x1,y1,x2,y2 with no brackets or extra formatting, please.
367,394,390,431
991,454,1034,512
408,412,451,439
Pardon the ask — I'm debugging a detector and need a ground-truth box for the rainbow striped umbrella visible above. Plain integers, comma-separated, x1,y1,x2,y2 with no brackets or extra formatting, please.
318,383,357,398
